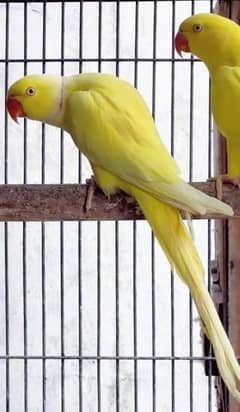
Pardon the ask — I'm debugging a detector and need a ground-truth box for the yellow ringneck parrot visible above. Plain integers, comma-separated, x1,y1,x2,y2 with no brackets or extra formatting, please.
175,13,240,180
7,73,239,401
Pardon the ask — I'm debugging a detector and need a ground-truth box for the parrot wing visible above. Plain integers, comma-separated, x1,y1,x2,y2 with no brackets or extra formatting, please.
67,88,180,183
212,65,240,139
67,88,185,205
211,66,240,177
66,87,232,216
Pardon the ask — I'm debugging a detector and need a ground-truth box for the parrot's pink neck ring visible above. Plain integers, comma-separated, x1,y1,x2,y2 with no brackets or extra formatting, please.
51,77,64,122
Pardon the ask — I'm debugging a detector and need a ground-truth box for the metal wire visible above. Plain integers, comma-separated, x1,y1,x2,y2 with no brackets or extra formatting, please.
189,2,194,410
170,2,176,409
23,4,28,412
115,3,120,412
78,2,83,411
207,2,214,409
97,3,102,411
41,3,47,411
4,3,9,411
2,1,216,411
0,355,219,360
0,57,200,63
60,4,65,412
151,3,157,411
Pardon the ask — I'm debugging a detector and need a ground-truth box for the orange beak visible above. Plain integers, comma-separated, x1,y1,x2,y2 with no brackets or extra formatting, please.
7,96,26,123
175,32,190,56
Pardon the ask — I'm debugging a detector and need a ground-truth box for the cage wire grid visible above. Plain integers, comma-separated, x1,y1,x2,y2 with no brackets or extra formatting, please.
0,0,219,411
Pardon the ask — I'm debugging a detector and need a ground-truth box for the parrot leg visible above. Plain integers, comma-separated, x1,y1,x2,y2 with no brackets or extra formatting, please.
84,175,124,212
104,193,125,210
208,175,240,200
84,175,98,212
225,176,240,188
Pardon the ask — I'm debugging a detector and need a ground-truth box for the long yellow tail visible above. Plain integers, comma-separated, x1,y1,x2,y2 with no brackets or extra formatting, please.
133,187,240,402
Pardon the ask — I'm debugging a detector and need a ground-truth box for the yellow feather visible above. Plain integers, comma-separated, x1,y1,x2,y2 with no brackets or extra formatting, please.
212,66,240,177
66,75,232,216
132,186,240,402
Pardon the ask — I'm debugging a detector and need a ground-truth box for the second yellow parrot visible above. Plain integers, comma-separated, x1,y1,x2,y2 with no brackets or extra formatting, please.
7,72,239,400
175,13,240,181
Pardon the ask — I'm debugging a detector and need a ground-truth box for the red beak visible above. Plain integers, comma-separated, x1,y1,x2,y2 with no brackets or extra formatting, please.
175,32,190,56
7,96,26,124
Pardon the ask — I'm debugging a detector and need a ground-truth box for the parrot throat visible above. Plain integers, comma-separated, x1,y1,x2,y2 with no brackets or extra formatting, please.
49,76,65,127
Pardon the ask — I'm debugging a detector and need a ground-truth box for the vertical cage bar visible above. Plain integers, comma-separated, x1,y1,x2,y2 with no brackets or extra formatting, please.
4,2,9,411
207,5,214,412
188,2,195,411
115,222,120,412
115,1,120,411
170,1,176,410
207,112,213,412
97,2,102,412
60,2,65,412
151,1,157,411
41,3,47,411
23,1,28,410
78,2,83,411
133,1,139,411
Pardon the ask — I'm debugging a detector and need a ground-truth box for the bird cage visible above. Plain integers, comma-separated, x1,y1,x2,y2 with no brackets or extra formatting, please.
1,1,239,411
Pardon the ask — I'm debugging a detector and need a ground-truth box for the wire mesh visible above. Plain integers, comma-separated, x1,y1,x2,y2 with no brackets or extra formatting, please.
0,1,217,411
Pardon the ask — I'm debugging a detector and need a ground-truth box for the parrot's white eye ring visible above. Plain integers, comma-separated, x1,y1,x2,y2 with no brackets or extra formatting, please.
26,87,36,96
193,24,202,33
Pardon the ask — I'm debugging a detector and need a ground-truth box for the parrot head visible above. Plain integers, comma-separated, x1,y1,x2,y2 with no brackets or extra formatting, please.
7,75,63,124
175,13,240,69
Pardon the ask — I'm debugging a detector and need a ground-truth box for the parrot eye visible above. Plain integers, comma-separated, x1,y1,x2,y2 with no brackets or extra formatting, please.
26,87,36,96
193,24,202,33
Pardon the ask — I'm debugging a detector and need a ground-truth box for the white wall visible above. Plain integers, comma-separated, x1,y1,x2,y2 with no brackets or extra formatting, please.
0,1,217,411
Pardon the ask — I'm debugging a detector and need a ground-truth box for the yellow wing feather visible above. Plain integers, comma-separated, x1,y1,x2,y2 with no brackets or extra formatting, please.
211,66,240,176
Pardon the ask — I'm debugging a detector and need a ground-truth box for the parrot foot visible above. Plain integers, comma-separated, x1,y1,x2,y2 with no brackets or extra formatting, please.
208,174,240,200
105,193,123,210
84,175,98,212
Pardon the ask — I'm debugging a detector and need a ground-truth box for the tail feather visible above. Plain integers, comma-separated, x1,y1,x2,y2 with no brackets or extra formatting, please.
153,180,233,216
140,179,233,217
134,188,240,402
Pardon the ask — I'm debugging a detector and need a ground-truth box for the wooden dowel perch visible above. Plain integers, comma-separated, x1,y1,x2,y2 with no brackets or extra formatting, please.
0,181,238,222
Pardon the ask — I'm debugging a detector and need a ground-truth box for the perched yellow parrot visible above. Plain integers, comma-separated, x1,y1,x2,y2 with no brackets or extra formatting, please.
7,73,239,400
175,13,240,185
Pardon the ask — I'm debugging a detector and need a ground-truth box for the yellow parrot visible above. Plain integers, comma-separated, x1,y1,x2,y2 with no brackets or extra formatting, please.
175,13,240,188
7,73,239,400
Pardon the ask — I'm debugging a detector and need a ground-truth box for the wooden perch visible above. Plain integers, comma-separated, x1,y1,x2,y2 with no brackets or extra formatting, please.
0,181,238,222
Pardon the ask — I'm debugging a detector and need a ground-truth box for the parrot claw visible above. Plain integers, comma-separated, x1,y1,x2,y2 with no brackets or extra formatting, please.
208,176,225,200
228,176,240,189
84,175,98,212
208,175,240,200
84,176,123,212
104,193,122,210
